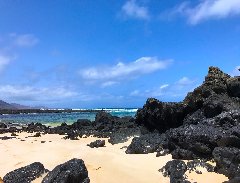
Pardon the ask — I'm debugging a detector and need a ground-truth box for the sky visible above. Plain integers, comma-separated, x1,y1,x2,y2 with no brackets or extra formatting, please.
0,0,240,108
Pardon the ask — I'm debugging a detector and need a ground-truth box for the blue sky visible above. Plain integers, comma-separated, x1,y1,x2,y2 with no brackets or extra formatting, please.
0,0,240,108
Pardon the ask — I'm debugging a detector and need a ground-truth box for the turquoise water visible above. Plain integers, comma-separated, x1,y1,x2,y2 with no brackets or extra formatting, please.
0,109,138,126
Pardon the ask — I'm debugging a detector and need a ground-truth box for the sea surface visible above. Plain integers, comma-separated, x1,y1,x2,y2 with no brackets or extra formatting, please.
0,108,138,126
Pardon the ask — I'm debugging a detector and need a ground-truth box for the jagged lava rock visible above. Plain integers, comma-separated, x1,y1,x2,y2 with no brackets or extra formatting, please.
213,147,240,180
159,160,189,183
87,140,105,148
126,133,168,154
227,76,240,97
42,158,89,183
135,98,185,132
3,162,45,183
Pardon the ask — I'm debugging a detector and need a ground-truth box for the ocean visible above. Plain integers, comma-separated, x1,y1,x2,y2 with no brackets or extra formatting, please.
0,108,138,126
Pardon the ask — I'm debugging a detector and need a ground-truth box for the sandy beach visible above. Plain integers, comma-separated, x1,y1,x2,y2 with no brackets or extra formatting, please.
0,132,228,183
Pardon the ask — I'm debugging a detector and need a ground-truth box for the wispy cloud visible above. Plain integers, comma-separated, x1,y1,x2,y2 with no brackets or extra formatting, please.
80,57,172,86
130,77,198,99
101,81,119,88
11,33,39,47
175,0,240,24
0,85,78,102
0,54,12,72
121,0,150,20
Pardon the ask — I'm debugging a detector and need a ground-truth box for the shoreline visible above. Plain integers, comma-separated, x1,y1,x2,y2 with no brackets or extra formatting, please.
0,132,228,183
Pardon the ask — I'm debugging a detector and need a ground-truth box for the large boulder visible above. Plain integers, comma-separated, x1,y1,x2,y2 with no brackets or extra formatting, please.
42,158,89,183
159,160,189,183
166,124,225,159
213,147,240,180
135,98,185,132
126,133,168,154
3,162,46,183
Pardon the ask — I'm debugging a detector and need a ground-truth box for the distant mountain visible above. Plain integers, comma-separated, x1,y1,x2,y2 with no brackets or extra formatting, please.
0,100,16,109
10,103,32,109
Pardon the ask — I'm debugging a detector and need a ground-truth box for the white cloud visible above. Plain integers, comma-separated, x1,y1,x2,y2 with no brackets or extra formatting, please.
130,89,140,96
80,57,172,83
177,0,240,24
0,85,79,102
122,0,150,20
0,54,12,72
101,81,119,88
12,34,39,47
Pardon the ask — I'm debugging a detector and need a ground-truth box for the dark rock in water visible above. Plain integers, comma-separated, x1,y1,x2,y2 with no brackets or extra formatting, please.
42,158,89,183
87,140,105,148
159,160,189,183
135,98,185,132
213,147,240,180
0,122,7,128
126,133,168,154
3,162,45,183
227,76,240,97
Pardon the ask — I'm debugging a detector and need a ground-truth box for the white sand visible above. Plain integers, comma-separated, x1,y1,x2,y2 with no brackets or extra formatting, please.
0,132,228,183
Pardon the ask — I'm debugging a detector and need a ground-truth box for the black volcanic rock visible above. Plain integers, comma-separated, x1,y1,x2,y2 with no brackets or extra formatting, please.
42,158,89,183
227,76,240,97
135,98,185,132
126,133,168,154
87,140,105,148
159,160,189,183
26,123,48,132
213,147,240,180
3,162,45,183
71,119,92,129
0,122,7,128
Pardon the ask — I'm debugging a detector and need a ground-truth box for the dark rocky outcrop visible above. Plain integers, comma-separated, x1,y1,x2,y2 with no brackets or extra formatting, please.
227,76,240,97
42,158,89,183
135,99,185,132
3,162,46,183
0,122,7,128
213,147,240,180
126,133,168,154
87,140,105,148
159,160,189,183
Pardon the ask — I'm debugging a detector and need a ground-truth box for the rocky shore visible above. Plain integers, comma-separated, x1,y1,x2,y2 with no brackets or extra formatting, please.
0,66,239,183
